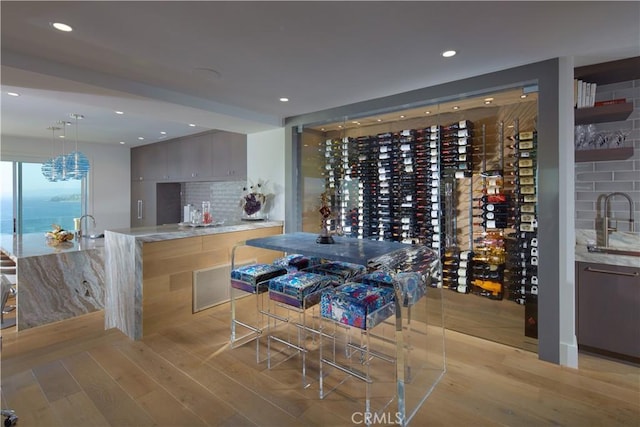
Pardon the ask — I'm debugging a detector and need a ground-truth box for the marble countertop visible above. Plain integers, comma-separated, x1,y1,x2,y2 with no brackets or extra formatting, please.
575,229,640,267
0,232,104,260
106,220,284,242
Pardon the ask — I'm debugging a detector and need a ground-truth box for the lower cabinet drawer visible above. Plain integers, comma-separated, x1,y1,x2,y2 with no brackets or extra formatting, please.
576,262,640,360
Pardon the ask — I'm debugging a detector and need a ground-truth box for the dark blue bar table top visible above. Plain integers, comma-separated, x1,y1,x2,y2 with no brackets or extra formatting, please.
245,232,409,266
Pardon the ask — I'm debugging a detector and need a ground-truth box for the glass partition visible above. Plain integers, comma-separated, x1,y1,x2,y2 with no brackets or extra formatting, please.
298,86,539,352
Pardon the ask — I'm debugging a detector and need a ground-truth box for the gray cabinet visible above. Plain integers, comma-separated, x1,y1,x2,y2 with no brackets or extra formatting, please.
131,143,168,181
131,181,157,227
576,261,640,360
166,133,213,181
212,131,246,179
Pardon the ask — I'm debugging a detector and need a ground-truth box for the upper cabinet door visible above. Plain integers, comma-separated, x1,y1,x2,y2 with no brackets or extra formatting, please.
166,133,213,181
211,131,247,179
131,143,168,181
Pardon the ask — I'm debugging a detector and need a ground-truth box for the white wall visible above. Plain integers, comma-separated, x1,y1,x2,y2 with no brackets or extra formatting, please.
246,128,286,221
1,136,131,233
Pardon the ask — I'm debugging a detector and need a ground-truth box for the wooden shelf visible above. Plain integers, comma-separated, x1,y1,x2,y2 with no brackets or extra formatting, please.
575,57,640,85
575,147,634,163
575,102,633,125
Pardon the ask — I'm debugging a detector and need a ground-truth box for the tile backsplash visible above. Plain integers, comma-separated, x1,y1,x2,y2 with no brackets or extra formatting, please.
181,181,245,223
574,79,640,230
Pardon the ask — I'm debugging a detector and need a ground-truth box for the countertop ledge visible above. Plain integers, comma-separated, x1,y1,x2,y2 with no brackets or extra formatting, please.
575,245,640,267
106,220,284,242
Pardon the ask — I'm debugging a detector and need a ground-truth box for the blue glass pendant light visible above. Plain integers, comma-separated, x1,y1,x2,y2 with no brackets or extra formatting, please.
65,113,90,179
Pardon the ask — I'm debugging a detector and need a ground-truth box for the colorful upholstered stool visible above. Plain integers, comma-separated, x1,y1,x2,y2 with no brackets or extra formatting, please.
266,271,339,388
304,261,366,282
356,270,427,307
272,254,323,272
319,281,397,415
229,263,287,362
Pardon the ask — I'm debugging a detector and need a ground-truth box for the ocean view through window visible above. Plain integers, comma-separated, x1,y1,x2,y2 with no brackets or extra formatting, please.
0,161,81,234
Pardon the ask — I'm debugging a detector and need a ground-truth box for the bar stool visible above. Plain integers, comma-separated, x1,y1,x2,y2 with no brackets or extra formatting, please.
1,274,17,329
229,263,287,362
318,245,438,420
319,281,396,413
265,271,339,388
272,253,322,272
303,260,367,282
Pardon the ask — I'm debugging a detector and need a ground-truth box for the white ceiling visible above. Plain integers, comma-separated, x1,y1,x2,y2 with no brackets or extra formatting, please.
1,1,639,148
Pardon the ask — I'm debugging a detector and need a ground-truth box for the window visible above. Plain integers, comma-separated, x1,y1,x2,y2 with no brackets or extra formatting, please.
0,161,82,234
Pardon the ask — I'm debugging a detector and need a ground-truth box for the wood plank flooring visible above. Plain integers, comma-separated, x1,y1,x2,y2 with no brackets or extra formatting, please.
1,297,638,427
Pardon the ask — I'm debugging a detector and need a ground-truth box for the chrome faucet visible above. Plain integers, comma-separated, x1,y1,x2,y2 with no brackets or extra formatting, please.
78,214,96,238
601,192,635,247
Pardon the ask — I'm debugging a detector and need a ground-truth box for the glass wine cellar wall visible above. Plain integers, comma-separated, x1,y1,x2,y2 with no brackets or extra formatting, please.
300,87,539,351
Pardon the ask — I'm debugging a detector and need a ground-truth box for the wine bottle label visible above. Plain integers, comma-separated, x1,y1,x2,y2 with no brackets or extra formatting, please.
404,157,413,165
458,276,468,285
519,158,534,167
457,129,469,137
431,211,439,218
379,153,390,160
455,171,466,179
401,130,411,137
458,137,469,145
519,168,534,176
486,204,495,212
457,268,467,277
430,134,438,140
520,223,535,232
458,146,467,154
523,195,537,203
430,125,439,132
521,186,536,194
430,148,438,156
431,164,438,172
430,141,438,148
518,140,534,149
519,131,534,140
486,186,499,195
460,260,468,269
520,203,536,213
432,241,440,248
431,218,439,226
325,139,333,146
519,176,535,185
521,213,536,222
486,220,496,228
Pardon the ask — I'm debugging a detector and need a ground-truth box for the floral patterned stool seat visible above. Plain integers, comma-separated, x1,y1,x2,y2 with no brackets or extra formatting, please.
356,270,427,307
265,271,340,388
229,263,287,362
318,282,397,411
272,254,323,273
303,261,367,282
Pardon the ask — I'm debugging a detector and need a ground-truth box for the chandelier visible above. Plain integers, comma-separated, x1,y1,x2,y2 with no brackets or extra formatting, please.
41,113,90,181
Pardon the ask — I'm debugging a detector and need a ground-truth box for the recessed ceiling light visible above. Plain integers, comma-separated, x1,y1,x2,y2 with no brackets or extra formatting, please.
138,137,144,140
279,97,289,102
160,131,167,135
7,92,19,97
507,125,515,128
188,123,196,127
52,22,73,32
119,141,126,145
441,50,457,58
452,106,460,110
338,125,343,128
321,128,325,131
377,119,382,122
521,94,528,99
425,111,430,115
115,111,124,115
484,97,494,102
484,100,492,105
351,121,358,124
59,135,65,138
400,115,405,118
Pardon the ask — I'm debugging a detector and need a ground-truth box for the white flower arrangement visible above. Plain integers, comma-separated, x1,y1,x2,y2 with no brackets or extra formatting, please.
240,179,272,216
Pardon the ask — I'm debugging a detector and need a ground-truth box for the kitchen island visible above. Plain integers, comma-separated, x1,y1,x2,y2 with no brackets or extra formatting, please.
0,232,105,330
105,220,283,340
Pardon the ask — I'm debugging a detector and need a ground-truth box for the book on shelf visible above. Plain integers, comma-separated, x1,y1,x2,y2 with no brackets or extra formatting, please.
594,98,627,107
574,79,597,109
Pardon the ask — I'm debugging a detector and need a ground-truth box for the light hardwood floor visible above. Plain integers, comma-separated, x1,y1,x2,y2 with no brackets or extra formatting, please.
1,296,638,427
